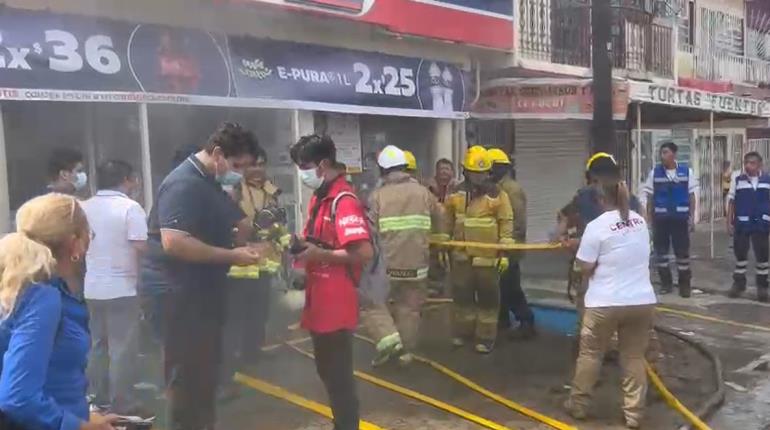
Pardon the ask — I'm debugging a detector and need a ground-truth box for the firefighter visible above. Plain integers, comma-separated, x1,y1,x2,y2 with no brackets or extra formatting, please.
445,146,514,354
727,152,770,302
487,148,535,339
404,150,418,178
367,145,446,364
641,142,699,297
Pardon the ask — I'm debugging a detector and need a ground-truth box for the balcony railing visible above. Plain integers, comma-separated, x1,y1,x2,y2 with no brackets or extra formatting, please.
692,49,770,86
518,0,674,78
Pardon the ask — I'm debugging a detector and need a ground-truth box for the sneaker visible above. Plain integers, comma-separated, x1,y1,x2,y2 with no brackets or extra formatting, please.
372,333,404,367
474,341,494,354
625,418,641,429
508,321,536,341
398,353,414,366
451,337,466,348
563,399,587,420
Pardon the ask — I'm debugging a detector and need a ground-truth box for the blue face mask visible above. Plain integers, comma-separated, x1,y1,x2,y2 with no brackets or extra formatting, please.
215,157,243,186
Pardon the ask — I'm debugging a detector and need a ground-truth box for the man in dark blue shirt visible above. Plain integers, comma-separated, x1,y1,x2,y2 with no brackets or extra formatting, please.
141,122,261,430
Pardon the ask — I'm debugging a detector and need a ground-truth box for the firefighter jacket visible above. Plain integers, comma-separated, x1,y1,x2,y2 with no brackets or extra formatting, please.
229,179,287,279
498,176,527,242
369,171,446,281
444,187,514,264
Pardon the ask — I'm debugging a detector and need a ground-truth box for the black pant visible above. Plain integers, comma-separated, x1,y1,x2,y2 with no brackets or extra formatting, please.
311,330,359,430
164,287,225,430
653,217,691,283
498,261,534,327
221,277,271,384
734,230,770,289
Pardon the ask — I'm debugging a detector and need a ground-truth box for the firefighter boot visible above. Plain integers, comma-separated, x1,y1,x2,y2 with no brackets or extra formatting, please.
728,274,747,299
756,274,769,303
658,268,674,295
678,270,692,298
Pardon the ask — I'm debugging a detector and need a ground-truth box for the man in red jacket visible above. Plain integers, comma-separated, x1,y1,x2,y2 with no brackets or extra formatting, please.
290,134,374,430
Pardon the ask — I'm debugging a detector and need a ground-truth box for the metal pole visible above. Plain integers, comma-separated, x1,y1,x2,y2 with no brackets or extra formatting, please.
636,103,642,195
591,0,616,153
710,110,715,259
0,104,10,234
139,103,153,212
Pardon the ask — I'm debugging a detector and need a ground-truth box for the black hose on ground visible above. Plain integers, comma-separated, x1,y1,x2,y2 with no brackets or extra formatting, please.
654,324,725,430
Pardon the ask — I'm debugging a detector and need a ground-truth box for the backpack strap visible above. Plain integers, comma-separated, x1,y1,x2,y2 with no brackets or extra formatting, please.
330,191,382,275
331,191,359,223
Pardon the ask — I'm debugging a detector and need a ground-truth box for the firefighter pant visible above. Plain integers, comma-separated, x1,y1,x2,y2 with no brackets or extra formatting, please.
312,330,359,430
451,261,500,342
570,305,655,424
733,230,770,290
361,280,428,351
653,218,691,284
220,276,271,385
498,261,534,327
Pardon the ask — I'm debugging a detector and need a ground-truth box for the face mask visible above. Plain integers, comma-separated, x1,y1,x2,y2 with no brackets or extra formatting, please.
72,172,88,191
215,157,244,186
299,168,323,190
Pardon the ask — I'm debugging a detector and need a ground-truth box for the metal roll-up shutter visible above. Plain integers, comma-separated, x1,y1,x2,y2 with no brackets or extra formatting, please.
515,120,590,241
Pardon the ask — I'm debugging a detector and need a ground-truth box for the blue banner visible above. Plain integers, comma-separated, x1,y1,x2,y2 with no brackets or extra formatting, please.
0,8,468,116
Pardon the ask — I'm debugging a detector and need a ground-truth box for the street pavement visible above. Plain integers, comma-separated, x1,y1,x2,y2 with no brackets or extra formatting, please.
520,222,770,429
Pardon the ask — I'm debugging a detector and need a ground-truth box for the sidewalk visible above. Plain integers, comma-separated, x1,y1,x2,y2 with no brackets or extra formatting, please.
520,221,740,297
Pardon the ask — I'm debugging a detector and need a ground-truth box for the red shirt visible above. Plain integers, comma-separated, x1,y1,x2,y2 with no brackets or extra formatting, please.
300,176,370,333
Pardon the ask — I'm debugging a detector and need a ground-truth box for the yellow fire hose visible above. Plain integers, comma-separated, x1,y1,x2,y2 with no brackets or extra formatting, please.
430,240,563,251
353,334,577,430
645,362,712,430
285,342,513,430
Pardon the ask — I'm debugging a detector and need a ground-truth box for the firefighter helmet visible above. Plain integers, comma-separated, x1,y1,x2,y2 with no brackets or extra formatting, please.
487,148,511,165
463,147,493,172
404,150,417,171
377,145,408,169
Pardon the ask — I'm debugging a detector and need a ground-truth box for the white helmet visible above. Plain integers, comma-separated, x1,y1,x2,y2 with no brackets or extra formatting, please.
377,145,408,169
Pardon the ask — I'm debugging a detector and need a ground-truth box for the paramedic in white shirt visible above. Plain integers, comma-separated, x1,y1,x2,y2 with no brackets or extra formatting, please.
641,142,700,297
81,160,148,413
565,178,657,430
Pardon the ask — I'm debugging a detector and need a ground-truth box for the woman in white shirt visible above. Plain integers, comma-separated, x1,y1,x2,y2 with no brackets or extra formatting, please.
564,179,657,429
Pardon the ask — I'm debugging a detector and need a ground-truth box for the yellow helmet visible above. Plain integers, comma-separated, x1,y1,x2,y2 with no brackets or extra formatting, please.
585,152,617,171
487,148,511,165
463,147,492,172
403,150,417,171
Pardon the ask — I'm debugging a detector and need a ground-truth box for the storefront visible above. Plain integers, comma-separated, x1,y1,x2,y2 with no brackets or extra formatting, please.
0,7,469,233
470,78,629,241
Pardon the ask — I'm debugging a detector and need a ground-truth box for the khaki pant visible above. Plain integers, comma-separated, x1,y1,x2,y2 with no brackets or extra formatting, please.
570,305,655,424
451,261,500,342
360,280,428,350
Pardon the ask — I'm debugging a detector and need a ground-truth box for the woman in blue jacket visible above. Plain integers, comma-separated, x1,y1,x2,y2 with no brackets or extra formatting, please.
0,193,116,430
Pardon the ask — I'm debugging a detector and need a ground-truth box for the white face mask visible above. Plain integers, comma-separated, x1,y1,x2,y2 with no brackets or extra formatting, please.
72,172,88,191
299,168,323,190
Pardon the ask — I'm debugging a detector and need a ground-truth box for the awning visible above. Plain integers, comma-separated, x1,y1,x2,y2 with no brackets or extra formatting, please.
629,81,770,118
471,78,629,120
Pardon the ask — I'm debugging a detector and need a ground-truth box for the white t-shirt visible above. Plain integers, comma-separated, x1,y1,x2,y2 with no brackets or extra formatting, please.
81,190,148,300
576,210,657,308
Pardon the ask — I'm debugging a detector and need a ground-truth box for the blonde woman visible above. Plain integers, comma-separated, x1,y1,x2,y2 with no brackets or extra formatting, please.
0,194,117,430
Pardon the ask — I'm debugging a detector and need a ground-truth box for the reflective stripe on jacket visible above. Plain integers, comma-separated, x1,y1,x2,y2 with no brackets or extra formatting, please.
369,171,445,280
653,164,690,220
444,189,514,259
735,173,770,233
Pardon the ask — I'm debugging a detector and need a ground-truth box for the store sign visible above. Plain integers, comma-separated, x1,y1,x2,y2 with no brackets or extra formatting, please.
630,82,770,117
473,79,629,120
0,8,467,118
230,0,514,50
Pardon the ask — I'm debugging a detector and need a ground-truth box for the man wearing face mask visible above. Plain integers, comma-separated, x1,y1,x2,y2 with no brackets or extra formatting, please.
290,134,374,430
143,122,262,430
45,147,88,196
81,160,147,415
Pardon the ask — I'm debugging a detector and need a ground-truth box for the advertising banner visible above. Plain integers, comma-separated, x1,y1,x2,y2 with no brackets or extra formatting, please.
629,82,770,117
0,8,468,118
473,78,629,120
231,0,514,50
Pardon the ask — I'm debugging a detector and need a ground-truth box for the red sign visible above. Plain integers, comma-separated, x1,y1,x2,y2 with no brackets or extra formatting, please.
228,0,514,50
474,79,630,120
